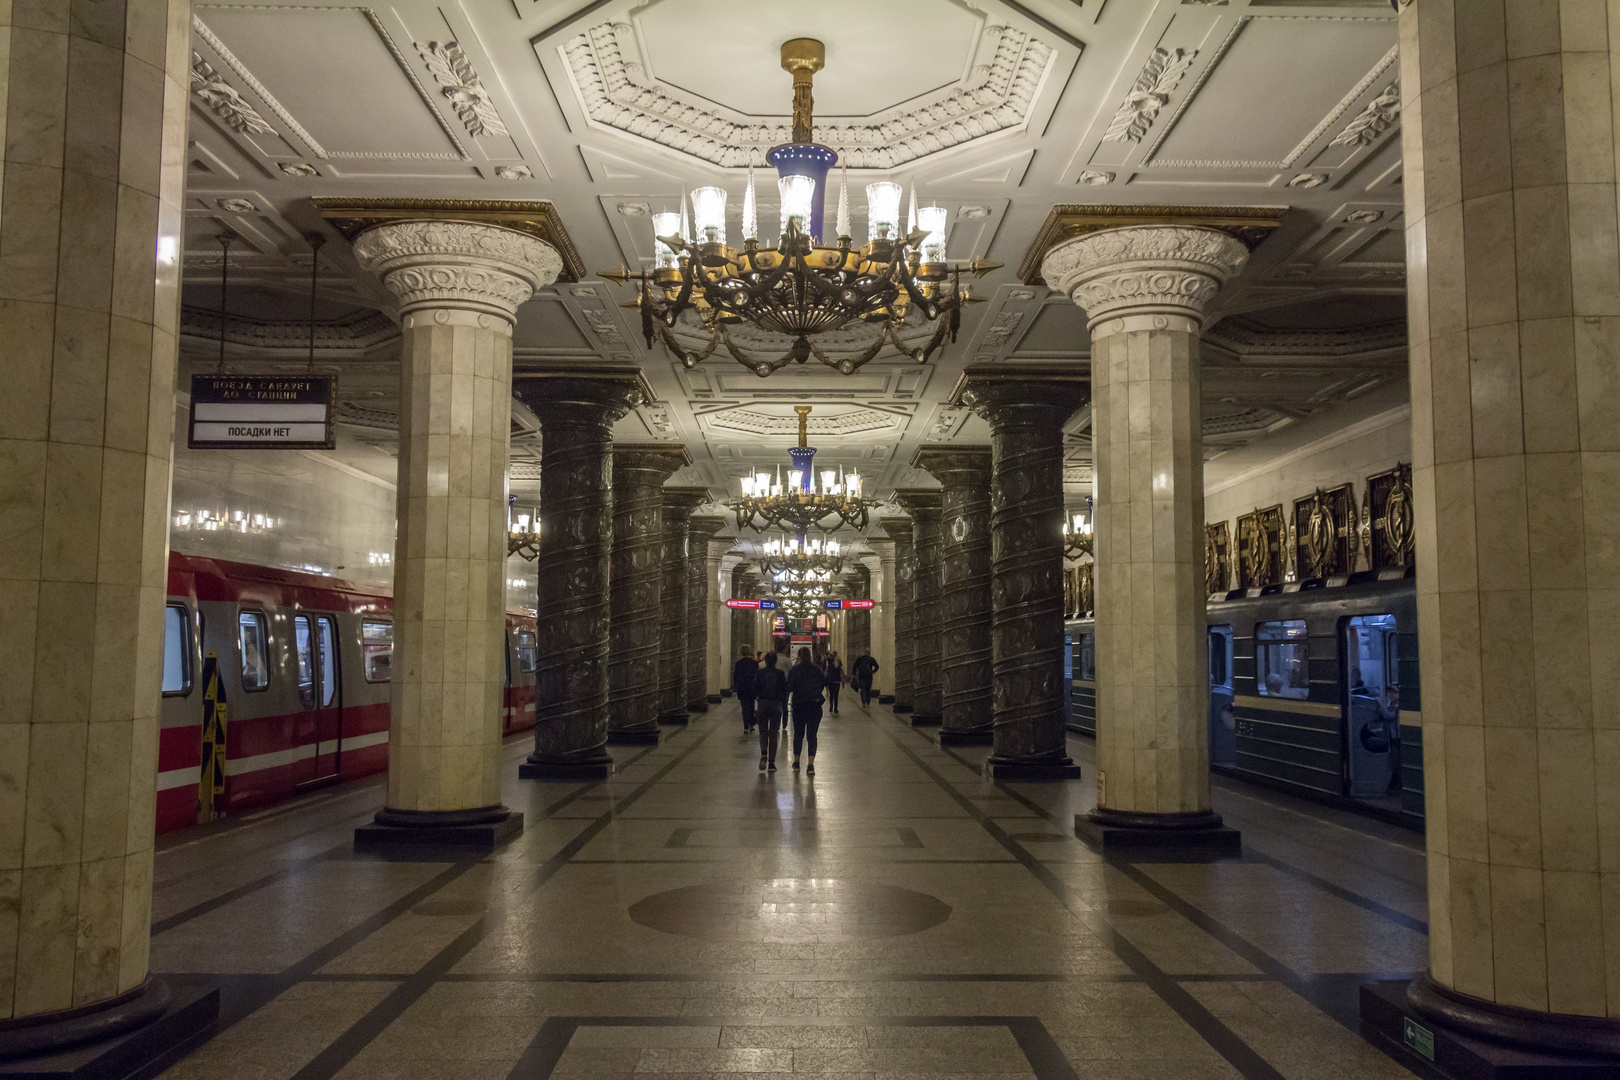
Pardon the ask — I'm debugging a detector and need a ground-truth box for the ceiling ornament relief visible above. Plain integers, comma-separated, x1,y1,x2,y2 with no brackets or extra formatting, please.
1329,82,1400,148
190,53,273,134
1042,226,1250,328
415,40,509,138
352,220,564,321
180,307,401,351
1102,47,1197,145
705,408,899,438
559,20,1055,168
1203,316,1407,357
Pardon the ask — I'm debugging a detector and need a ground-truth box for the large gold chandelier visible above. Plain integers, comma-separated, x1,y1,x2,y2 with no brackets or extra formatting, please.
733,406,869,534
756,532,843,577
603,38,996,378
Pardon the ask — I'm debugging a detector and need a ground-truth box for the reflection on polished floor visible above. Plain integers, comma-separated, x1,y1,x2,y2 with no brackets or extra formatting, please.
151,701,1428,1079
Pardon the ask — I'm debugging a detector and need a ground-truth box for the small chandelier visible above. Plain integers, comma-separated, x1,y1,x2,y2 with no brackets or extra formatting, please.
1062,501,1093,561
602,38,997,378
508,496,540,561
757,532,843,577
772,568,837,595
734,406,869,534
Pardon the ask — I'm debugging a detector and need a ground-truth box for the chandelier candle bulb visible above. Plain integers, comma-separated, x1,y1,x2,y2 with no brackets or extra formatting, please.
917,205,949,264
652,211,682,268
779,175,816,235
866,182,902,241
691,186,728,245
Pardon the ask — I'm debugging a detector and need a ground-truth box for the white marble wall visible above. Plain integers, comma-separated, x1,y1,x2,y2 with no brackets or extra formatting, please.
0,0,190,1021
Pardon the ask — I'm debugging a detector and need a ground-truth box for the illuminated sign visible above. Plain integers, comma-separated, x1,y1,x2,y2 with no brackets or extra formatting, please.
823,599,874,609
725,599,760,609
759,599,778,609
189,374,334,449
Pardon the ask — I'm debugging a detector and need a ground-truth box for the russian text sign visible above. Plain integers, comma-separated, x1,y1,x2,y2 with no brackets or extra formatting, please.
189,374,335,450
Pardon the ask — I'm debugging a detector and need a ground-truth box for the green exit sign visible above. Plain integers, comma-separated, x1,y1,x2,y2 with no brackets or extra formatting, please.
1404,1017,1435,1060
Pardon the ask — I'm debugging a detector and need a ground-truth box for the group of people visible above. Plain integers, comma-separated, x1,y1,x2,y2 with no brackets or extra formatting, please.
731,646,882,774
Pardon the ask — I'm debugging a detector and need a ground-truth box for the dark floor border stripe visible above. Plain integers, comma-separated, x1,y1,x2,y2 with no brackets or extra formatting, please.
874,715,1287,1080
506,1015,1078,1080
287,725,713,1080
151,843,349,936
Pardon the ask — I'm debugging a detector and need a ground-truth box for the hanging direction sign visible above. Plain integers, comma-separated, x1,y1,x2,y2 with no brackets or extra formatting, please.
189,375,335,450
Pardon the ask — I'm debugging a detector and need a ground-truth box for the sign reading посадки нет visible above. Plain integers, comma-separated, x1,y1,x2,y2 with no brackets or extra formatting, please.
188,374,335,450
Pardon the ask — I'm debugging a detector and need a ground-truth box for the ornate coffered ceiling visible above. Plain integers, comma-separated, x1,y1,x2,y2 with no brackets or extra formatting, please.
176,0,1410,561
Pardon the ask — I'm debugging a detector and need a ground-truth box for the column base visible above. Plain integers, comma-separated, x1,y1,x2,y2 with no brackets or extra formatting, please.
983,756,1082,781
708,693,723,703
1361,977,1620,1078
1074,808,1241,855
909,713,941,728
878,694,895,705
686,699,709,713
355,806,523,852
0,978,218,1075
520,752,615,780
938,728,994,747
892,702,913,714
606,726,661,746
657,710,690,726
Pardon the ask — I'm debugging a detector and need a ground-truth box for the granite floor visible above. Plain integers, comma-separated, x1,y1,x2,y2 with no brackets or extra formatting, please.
148,699,1428,1079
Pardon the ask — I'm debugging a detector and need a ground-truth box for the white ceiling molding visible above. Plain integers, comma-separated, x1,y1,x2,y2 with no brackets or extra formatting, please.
549,9,1062,169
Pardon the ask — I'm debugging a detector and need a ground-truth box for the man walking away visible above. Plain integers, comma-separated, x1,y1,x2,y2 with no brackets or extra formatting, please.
825,653,845,714
755,652,788,772
733,644,758,734
851,650,879,707
787,647,829,775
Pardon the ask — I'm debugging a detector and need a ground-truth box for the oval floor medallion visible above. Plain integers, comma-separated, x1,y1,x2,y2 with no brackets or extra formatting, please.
629,879,952,941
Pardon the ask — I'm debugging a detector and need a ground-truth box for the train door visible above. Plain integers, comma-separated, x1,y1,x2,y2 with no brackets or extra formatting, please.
1343,614,1398,800
1208,625,1235,764
293,614,343,789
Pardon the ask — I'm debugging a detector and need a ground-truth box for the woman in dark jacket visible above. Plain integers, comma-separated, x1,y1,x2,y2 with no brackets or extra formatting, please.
785,647,829,775
824,653,845,714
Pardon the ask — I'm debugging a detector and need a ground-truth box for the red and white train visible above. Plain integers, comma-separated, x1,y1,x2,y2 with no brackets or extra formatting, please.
157,553,537,835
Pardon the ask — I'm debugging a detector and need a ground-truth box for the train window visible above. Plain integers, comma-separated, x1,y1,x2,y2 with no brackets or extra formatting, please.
294,616,316,710
238,611,270,691
317,617,338,706
1209,626,1231,687
1078,633,1095,681
516,629,537,674
361,621,392,682
1255,620,1309,699
162,605,192,696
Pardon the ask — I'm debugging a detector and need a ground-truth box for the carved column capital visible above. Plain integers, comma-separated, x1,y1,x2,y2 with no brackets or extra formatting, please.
1041,225,1248,333
956,370,1089,434
353,219,563,325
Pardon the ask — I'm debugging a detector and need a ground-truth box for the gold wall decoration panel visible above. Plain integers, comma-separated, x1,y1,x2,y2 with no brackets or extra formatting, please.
1365,462,1415,571
1236,504,1286,589
1205,521,1231,594
1292,483,1356,579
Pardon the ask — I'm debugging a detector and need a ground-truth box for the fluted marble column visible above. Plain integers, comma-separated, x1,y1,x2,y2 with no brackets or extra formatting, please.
1364,2,1620,1059
0,0,196,1053
658,489,709,724
686,516,727,712
730,564,754,666
880,520,916,712
870,541,896,702
516,373,643,779
606,445,687,745
849,566,872,663
957,369,1087,780
915,448,994,746
895,492,944,727
1044,226,1245,845
353,220,561,845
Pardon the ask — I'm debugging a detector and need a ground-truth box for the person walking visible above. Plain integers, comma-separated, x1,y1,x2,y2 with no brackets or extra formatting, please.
824,653,845,715
755,652,788,772
851,650,879,707
733,644,759,734
786,647,829,775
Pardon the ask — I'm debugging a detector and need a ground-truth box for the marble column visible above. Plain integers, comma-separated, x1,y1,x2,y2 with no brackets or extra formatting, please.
957,369,1087,780
730,564,754,665
0,0,199,1054
895,492,944,726
715,554,739,696
352,221,561,847
686,516,727,712
658,489,709,724
880,520,916,712
1361,2,1620,1059
849,566,872,663
605,445,686,745
915,448,995,746
870,541,896,702
1042,225,1246,846
516,373,643,779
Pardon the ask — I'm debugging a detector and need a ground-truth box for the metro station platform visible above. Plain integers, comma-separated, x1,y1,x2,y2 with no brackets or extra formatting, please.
148,699,1427,1080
